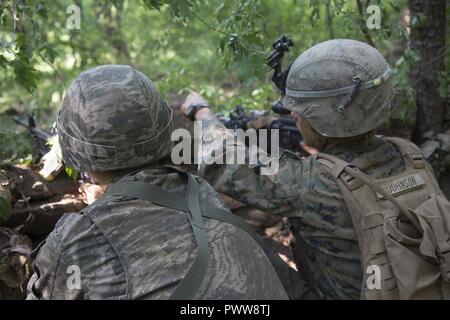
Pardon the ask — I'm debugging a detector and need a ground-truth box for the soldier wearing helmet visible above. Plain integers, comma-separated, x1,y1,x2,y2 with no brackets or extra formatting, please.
26,64,290,300
182,39,425,299
282,39,394,141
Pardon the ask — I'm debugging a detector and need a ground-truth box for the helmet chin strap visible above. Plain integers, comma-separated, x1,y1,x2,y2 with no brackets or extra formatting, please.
312,134,327,149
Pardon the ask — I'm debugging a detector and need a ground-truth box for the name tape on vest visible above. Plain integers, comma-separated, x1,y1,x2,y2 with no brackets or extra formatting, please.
378,173,425,197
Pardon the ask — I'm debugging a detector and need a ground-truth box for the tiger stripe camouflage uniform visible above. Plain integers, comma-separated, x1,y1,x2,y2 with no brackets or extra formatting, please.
27,167,289,300
26,64,289,300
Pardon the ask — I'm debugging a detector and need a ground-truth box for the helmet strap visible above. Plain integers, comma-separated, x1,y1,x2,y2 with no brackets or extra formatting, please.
313,134,328,150
335,75,362,114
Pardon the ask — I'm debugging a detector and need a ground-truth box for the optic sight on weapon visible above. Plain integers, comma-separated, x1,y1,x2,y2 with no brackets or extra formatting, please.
266,35,294,94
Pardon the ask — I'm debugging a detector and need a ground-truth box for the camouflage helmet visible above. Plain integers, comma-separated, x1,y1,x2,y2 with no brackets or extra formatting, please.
57,64,173,172
282,39,395,138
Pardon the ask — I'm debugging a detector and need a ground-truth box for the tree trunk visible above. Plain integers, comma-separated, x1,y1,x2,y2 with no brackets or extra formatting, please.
409,0,447,141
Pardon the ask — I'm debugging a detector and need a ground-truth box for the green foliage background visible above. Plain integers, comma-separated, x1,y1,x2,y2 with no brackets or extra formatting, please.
0,0,448,162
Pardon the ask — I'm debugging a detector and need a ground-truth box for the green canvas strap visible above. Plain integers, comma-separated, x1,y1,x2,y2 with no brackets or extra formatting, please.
106,181,263,245
105,173,207,299
106,180,258,238
106,181,188,211
171,174,209,300
104,172,264,300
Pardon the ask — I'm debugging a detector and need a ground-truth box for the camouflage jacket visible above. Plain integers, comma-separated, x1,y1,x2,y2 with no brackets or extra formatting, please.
198,117,406,299
27,167,288,300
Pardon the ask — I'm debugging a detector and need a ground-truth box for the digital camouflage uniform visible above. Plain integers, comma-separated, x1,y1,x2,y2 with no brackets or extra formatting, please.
27,167,288,299
27,64,289,300
196,40,407,299
198,119,405,299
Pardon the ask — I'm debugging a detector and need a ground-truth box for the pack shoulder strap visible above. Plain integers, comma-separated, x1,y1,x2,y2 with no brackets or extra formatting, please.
383,137,443,192
316,153,422,233
104,172,263,300
385,137,425,170
107,173,207,300
316,153,405,299
105,179,261,245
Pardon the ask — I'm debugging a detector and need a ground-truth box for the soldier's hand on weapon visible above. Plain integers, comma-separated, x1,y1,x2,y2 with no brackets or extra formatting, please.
79,182,105,205
181,91,213,121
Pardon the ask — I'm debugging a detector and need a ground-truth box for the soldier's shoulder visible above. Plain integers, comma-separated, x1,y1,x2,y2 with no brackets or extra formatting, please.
287,155,342,208
35,211,91,269
302,154,338,185
52,211,95,246
383,136,421,152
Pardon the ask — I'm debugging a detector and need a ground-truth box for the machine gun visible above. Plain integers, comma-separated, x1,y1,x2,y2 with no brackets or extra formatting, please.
218,103,305,156
219,35,306,156
13,114,64,181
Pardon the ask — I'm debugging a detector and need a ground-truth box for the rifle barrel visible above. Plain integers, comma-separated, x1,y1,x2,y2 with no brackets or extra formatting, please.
14,115,51,156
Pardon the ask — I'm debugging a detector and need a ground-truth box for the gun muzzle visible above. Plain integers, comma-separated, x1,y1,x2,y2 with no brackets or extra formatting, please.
271,100,291,115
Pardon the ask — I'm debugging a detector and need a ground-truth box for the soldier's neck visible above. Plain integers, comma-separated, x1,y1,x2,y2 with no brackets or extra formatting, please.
89,171,116,187
321,132,376,154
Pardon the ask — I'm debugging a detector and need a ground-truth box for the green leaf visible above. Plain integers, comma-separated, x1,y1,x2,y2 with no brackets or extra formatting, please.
39,43,58,63
35,2,48,19
388,1,400,11
18,154,33,166
310,7,320,27
168,0,195,22
12,58,38,93
65,166,79,180
0,55,8,68
0,195,12,222
142,0,164,10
